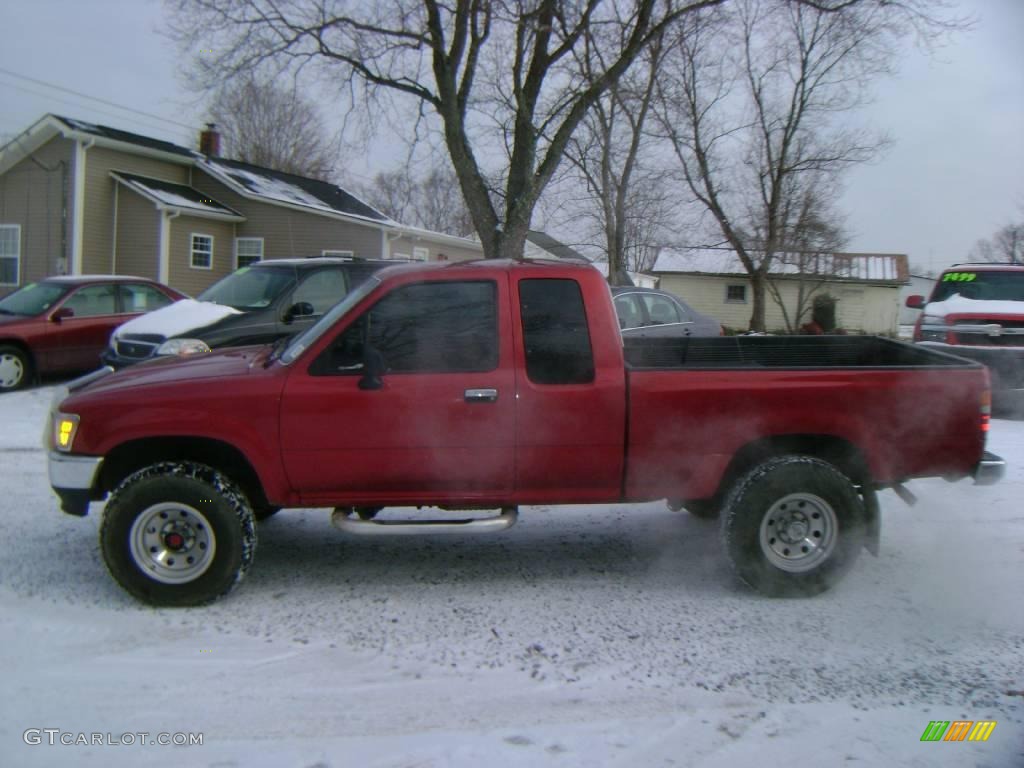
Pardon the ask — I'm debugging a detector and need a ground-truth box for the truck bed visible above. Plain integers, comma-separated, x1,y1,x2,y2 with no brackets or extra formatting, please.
623,334,984,370
622,335,989,502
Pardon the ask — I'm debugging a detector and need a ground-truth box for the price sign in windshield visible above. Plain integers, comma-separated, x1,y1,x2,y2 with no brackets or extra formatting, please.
942,272,977,282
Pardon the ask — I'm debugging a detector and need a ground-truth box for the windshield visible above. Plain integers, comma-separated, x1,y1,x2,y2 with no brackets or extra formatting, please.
280,277,381,364
930,270,1024,303
0,282,70,316
198,265,296,310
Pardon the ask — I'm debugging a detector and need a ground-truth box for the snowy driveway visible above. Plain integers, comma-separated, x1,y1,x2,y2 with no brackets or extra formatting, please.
1,385,1021,767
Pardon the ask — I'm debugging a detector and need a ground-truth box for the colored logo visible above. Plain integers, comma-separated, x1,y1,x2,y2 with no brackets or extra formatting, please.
920,720,996,742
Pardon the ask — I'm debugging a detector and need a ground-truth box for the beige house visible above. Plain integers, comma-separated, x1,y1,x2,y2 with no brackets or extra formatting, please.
652,248,910,334
0,114,482,297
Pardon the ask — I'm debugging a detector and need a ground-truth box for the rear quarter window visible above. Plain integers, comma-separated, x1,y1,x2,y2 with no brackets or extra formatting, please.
519,278,595,385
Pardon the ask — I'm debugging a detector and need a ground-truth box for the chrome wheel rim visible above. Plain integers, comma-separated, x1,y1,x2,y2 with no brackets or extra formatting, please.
129,502,216,584
758,492,837,573
0,353,24,389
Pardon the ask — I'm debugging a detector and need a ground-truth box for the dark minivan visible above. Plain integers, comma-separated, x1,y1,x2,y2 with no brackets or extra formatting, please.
103,257,396,368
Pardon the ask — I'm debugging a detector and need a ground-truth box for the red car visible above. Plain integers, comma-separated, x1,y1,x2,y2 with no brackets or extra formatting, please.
0,276,184,391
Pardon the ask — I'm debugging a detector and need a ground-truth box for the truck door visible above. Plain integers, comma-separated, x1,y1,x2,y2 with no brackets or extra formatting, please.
279,277,515,503
513,277,627,502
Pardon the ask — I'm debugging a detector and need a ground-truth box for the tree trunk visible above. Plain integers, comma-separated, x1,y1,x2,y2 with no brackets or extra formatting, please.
749,272,768,332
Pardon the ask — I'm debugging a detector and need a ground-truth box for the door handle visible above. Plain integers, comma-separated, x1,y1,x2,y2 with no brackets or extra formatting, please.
464,388,498,403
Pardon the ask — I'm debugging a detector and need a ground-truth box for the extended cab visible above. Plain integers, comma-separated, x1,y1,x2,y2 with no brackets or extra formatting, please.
47,260,1004,606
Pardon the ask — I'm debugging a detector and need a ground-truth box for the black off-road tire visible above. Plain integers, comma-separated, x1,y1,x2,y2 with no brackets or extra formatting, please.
721,456,864,597
0,345,31,392
100,462,257,606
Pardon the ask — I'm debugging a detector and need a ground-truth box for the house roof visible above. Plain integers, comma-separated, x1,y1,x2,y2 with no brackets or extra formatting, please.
653,248,910,284
197,156,393,224
0,113,396,228
54,116,196,159
111,172,245,221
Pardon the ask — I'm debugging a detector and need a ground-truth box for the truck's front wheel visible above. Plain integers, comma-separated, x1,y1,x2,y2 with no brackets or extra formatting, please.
721,456,864,597
100,462,257,606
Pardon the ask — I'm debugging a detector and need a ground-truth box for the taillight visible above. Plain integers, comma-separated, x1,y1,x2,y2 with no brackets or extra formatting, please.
980,390,991,433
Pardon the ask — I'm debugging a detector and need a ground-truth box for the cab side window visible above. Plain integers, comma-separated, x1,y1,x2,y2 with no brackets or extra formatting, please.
614,294,643,330
63,284,116,317
312,280,497,375
292,268,349,316
640,293,683,325
118,284,173,313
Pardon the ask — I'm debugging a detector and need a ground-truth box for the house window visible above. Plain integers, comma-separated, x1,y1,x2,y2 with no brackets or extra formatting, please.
191,234,213,270
322,249,354,258
725,284,747,303
412,246,429,261
0,224,20,286
235,238,263,268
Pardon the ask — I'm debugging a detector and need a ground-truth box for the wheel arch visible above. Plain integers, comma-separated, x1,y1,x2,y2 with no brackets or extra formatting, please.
98,437,270,510
717,434,872,499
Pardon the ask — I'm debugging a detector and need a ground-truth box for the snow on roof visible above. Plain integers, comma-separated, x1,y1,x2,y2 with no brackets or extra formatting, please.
199,157,393,224
54,115,196,158
111,172,244,220
653,248,909,284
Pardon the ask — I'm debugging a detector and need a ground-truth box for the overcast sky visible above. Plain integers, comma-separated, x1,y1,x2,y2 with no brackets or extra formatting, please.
1,0,1020,273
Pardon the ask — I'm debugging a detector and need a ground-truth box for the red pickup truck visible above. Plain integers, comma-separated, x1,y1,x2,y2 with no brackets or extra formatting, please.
46,259,1004,606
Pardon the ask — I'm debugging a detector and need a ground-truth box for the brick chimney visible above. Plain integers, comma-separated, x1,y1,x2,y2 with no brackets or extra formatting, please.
199,123,221,157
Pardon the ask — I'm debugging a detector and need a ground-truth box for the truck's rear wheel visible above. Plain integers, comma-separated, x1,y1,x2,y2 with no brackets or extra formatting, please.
721,456,864,597
100,462,256,606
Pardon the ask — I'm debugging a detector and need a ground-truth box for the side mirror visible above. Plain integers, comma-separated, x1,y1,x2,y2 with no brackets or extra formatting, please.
51,307,75,323
905,295,925,309
283,301,315,323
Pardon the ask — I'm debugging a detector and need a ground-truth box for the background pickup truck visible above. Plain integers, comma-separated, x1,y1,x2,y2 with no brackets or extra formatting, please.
47,259,1004,606
907,262,1024,410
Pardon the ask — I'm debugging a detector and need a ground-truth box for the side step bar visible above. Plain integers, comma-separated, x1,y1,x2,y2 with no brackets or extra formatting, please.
330,507,518,536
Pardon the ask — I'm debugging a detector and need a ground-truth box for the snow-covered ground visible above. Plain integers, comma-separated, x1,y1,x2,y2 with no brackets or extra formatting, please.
1,385,1021,767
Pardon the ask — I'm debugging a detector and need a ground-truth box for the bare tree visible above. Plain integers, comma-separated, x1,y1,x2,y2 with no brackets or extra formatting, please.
359,165,475,236
969,221,1024,264
653,0,953,330
563,26,673,283
207,76,340,180
763,184,851,331
167,1,895,261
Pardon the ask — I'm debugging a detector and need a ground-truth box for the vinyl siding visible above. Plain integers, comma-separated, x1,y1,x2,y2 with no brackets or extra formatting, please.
168,216,236,295
389,233,482,263
191,174,383,259
114,186,160,280
0,137,73,295
81,146,189,275
657,274,902,334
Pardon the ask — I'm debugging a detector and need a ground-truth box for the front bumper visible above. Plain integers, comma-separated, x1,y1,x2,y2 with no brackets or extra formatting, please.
973,451,1005,486
100,347,150,370
48,452,103,516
